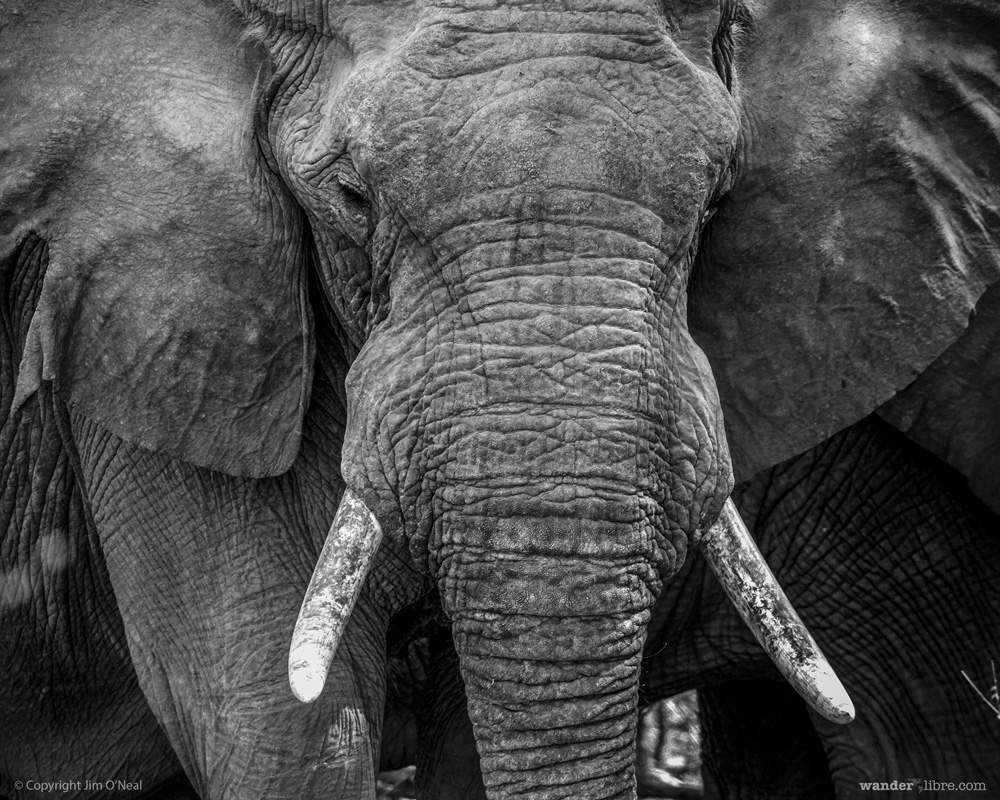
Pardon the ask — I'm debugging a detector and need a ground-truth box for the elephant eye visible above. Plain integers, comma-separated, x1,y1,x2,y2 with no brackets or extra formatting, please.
712,0,742,91
336,169,369,207
332,162,373,244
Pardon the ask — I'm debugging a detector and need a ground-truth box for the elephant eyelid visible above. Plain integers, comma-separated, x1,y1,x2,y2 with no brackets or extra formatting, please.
335,167,369,204
330,164,374,245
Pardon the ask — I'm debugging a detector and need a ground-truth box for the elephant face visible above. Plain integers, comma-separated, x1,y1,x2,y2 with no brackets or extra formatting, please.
2,0,999,798
269,0,740,539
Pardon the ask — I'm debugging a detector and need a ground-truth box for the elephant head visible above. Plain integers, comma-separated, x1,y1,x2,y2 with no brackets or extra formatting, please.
2,0,999,798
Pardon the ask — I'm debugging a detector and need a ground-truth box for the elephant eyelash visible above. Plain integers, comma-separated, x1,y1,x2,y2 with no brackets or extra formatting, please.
332,163,375,243
336,171,370,207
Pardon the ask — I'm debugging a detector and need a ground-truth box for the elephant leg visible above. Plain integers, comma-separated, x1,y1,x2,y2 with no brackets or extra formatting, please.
0,383,188,799
699,680,835,800
70,416,390,799
414,631,486,800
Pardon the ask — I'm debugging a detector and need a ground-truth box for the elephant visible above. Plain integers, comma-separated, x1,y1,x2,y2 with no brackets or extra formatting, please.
2,0,1000,799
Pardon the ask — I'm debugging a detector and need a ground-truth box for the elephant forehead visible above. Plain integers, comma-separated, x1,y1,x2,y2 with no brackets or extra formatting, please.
401,0,675,79
343,17,737,236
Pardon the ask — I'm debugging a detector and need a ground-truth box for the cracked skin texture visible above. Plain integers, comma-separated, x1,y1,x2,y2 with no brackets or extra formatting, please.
2,0,1000,798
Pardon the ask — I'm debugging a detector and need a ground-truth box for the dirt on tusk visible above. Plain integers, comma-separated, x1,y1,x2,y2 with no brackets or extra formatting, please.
289,489,383,703
702,499,856,725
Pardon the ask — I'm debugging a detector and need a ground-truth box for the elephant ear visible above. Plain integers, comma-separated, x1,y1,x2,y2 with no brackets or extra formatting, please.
878,280,1000,515
1,0,312,477
689,0,1000,481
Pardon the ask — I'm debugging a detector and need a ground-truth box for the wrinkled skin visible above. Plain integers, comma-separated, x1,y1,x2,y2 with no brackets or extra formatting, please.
2,0,1000,798
388,416,1000,797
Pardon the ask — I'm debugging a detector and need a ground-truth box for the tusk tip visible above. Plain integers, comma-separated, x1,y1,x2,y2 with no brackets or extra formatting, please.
817,690,856,725
806,667,856,724
289,669,326,704
289,653,329,703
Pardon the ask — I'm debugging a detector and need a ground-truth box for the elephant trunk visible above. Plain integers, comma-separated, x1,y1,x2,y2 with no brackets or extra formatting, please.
438,510,655,799
381,222,692,795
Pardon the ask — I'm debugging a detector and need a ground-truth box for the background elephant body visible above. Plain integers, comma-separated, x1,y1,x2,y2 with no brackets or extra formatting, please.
2,0,1000,798
645,415,1000,798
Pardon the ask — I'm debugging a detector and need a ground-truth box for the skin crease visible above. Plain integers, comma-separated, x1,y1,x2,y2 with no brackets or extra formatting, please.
1,1,1000,800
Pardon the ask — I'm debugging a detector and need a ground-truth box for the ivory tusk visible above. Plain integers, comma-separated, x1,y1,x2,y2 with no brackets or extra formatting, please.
289,489,383,703
702,499,856,725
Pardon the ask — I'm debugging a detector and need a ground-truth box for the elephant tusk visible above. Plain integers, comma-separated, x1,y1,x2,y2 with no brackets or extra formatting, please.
288,489,383,703
701,499,855,725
